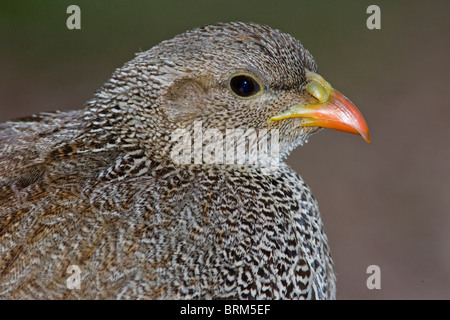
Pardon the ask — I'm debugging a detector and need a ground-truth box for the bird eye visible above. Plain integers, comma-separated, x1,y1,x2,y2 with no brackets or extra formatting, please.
229,74,261,98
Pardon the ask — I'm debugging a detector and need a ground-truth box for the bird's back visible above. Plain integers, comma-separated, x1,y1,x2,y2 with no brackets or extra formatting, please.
0,111,110,298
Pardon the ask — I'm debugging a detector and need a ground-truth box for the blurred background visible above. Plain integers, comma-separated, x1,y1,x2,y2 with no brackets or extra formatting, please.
1,0,449,299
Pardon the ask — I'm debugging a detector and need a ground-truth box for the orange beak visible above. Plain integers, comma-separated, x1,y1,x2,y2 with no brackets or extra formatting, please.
269,72,370,143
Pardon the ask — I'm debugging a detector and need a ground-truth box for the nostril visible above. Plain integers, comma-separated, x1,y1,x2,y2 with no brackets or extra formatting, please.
306,81,329,104
305,72,333,104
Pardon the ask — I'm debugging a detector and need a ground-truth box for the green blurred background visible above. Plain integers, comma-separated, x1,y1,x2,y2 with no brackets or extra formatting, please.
1,0,449,299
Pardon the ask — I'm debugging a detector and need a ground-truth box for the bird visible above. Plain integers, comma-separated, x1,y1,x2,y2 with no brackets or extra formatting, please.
0,22,369,300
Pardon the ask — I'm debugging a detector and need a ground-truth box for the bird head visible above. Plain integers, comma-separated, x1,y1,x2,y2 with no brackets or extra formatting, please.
87,22,369,165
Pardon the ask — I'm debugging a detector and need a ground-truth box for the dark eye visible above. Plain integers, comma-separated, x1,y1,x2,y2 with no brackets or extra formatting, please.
229,75,261,97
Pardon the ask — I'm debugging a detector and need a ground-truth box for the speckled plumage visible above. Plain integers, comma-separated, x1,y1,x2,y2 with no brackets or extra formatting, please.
0,22,336,299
